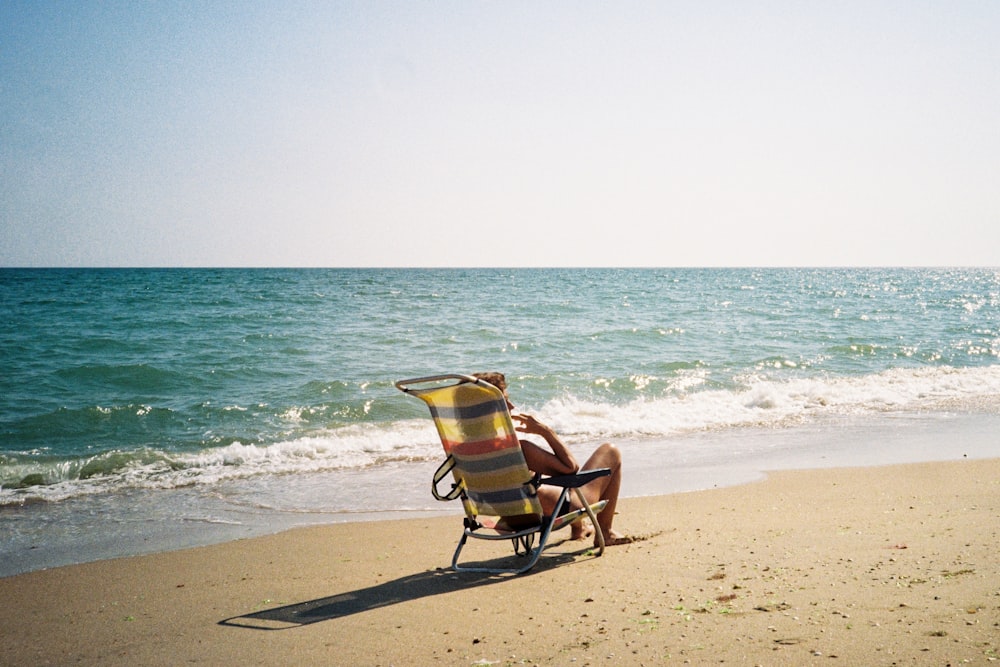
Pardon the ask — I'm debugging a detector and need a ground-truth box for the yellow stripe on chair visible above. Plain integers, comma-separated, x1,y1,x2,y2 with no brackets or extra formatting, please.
434,413,512,446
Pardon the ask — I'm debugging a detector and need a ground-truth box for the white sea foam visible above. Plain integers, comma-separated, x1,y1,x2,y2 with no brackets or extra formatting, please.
0,420,441,505
538,365,1000,441
3,364,999,506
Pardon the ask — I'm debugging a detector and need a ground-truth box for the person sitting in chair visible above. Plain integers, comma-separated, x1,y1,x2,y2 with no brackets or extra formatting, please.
473,372,631,547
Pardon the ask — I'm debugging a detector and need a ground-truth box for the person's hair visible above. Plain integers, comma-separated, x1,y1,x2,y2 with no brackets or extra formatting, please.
472,372,506,393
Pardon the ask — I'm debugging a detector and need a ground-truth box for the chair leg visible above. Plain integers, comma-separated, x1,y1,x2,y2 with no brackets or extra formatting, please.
451,533,470,571
451,530,548,575
574,487,605,555
514,533,535,556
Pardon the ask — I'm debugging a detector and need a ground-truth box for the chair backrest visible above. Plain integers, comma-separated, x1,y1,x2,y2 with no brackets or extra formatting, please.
407,378,542,521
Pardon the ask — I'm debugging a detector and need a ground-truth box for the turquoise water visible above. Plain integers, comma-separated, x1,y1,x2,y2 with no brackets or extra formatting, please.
2,268,999,574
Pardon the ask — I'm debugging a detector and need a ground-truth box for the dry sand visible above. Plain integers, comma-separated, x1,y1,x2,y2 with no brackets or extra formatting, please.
2,458,998,666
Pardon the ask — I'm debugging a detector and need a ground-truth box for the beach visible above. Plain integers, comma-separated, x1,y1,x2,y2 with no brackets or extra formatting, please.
3,457,997,666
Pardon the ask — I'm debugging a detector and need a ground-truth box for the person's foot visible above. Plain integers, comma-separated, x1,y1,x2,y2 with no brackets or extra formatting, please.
570,522,595,541
599,530,635,547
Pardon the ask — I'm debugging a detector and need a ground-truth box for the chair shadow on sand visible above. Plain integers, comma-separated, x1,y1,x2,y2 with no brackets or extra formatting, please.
219,541,587,630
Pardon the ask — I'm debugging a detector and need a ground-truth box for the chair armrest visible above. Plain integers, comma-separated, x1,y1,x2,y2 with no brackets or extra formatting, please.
539,468,611,488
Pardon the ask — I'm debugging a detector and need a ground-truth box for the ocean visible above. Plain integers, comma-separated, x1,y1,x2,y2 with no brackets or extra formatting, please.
2,267,999,577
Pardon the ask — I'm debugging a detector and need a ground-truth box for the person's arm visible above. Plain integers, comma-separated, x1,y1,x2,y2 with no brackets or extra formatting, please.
513,413,579,476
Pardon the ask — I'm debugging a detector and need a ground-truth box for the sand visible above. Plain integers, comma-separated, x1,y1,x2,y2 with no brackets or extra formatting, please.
2,458,998,666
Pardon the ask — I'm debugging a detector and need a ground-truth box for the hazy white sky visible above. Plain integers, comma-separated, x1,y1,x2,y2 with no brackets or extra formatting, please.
2,1,998,267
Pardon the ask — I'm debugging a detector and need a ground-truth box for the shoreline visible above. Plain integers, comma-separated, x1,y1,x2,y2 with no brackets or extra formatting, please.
2,456,998,665
3,409,999,578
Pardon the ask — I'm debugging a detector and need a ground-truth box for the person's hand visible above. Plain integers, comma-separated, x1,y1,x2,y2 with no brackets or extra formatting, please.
512,412,547,436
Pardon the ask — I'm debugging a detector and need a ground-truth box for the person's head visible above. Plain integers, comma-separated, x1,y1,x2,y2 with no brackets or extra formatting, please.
472,371,506,393
472,372,513,409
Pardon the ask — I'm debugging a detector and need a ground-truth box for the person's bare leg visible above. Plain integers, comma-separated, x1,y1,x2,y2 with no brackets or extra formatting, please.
571,443,628,546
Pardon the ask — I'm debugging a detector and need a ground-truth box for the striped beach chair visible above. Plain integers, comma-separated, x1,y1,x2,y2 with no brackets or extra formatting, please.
396,374,609,574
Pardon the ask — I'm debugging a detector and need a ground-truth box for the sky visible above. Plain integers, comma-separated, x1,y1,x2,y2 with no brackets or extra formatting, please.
1,1,998,267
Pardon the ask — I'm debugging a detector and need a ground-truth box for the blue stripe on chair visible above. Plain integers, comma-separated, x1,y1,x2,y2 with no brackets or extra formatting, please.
453,449,528,474
467,486,535,506
428,400,506,421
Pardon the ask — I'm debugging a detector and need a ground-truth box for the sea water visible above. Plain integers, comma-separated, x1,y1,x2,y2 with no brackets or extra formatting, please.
2,268,998,576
